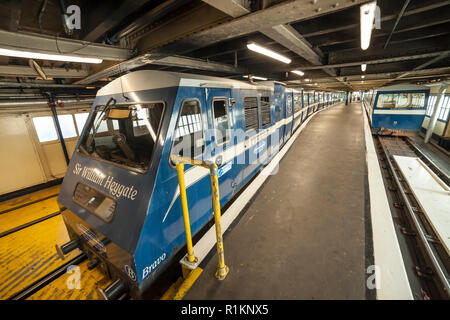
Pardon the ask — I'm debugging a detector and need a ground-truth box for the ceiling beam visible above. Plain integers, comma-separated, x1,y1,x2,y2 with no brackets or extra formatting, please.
202,0,250,17
260,24,323,66
82,0,150,42
0,29,132,61
74,54,247,84
76,0,369,85
201,0,346,82
301,1,450,38
295,50,450,70
155,0,370,55
290,66,450,83
396,52,450,80
0,65,89,78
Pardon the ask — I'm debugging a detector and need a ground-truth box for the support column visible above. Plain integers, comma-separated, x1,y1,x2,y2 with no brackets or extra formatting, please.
425,85,447,144
48,96,70,165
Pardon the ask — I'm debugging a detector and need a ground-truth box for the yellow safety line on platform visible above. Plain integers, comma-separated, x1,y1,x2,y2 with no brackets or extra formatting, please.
0,185,60,213
172,268,203,300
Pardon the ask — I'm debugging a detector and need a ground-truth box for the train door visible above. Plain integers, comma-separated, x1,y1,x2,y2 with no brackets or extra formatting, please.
207,88,240,199
273,83,285,147
285,91,293,142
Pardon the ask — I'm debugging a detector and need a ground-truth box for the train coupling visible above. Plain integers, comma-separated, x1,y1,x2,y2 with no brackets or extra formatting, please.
97,279,127,300
55,239,80,260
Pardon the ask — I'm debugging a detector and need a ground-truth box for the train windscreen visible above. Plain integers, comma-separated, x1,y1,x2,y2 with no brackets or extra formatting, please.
376,93,426,109
79,102,165,172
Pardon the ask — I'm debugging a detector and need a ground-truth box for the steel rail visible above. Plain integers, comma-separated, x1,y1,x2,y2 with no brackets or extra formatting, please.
378,137,450,297
7,253,87,300
0,209,63,238
0,194,59,215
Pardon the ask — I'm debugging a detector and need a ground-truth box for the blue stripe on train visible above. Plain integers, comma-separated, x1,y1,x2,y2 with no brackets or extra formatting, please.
372,114,426,131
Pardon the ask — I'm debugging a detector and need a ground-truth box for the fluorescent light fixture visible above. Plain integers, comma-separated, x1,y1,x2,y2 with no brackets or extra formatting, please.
360,1,377,50
243,75,268,81
0,48,103,64
304,78,311,82
291,70,304,76
361,64,367,72
247,43,291,64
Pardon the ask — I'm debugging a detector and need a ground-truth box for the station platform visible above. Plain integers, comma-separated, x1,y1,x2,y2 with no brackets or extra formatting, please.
185,103,372,299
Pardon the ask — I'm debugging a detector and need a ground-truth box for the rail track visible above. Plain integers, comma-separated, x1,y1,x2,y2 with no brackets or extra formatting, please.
7,253,87,300
375,135,450,299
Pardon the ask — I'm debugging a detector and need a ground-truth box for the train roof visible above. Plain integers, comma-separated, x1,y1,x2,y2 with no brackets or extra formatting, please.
97,70,274,96
376,84,430,92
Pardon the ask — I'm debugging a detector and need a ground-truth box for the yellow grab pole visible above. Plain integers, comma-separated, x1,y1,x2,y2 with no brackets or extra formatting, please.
209,164,229,280
176,163,197,264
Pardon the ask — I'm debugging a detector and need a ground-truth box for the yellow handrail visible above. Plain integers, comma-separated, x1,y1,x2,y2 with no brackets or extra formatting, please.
170,154,229,280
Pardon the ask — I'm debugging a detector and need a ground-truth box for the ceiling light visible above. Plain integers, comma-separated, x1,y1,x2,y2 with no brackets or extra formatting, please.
360,1,377,50
0,48,103,64
304,79,311,82
361,75,365,79
243,75,268,81
361,64,367,72
291,70,304,76
247,43,291,64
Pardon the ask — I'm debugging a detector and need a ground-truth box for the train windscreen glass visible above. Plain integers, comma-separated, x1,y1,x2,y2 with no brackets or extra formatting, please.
376,93,426,109
79,102,164,171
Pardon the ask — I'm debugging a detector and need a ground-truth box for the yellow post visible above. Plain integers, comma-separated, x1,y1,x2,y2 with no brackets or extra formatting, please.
209,164,229,280
175,163,197,265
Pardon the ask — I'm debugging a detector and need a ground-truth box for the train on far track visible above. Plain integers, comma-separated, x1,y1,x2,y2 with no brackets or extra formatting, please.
363,84,430,136
54,70,342,299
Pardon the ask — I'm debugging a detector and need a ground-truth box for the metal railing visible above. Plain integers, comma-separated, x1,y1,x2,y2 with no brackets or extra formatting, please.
170,154,229,280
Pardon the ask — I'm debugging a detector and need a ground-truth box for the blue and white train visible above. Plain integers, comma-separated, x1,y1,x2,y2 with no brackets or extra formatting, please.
55,70,341,299
362,84,430,136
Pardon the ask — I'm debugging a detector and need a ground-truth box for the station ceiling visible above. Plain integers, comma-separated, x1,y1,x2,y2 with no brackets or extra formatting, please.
0,0,449,96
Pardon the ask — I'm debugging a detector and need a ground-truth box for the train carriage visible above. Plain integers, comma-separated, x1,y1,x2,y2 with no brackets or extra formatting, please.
55,70,335,299
363,84,430,136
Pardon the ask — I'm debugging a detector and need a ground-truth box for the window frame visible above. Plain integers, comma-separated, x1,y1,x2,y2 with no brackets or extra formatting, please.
56,113,78,140
243,96,260,132
32,115,59,144
169,98,206,165
74,112,91,136
77,100,166,174
211,96,231,146
260,95,271,127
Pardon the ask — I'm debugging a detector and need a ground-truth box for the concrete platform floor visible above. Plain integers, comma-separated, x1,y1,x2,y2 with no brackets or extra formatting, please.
185,103,371,300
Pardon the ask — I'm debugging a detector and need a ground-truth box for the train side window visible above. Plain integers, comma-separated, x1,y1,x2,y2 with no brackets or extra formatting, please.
74,113,90,134
32,116,58,142
260,96,271,126
293,94,301,112
244,97,259,132
286,96,293,114
57,114,77,138
212,98,230,145
171,99,205,159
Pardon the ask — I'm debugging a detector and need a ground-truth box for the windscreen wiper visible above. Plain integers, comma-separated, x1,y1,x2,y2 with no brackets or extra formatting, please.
86,97,116,152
